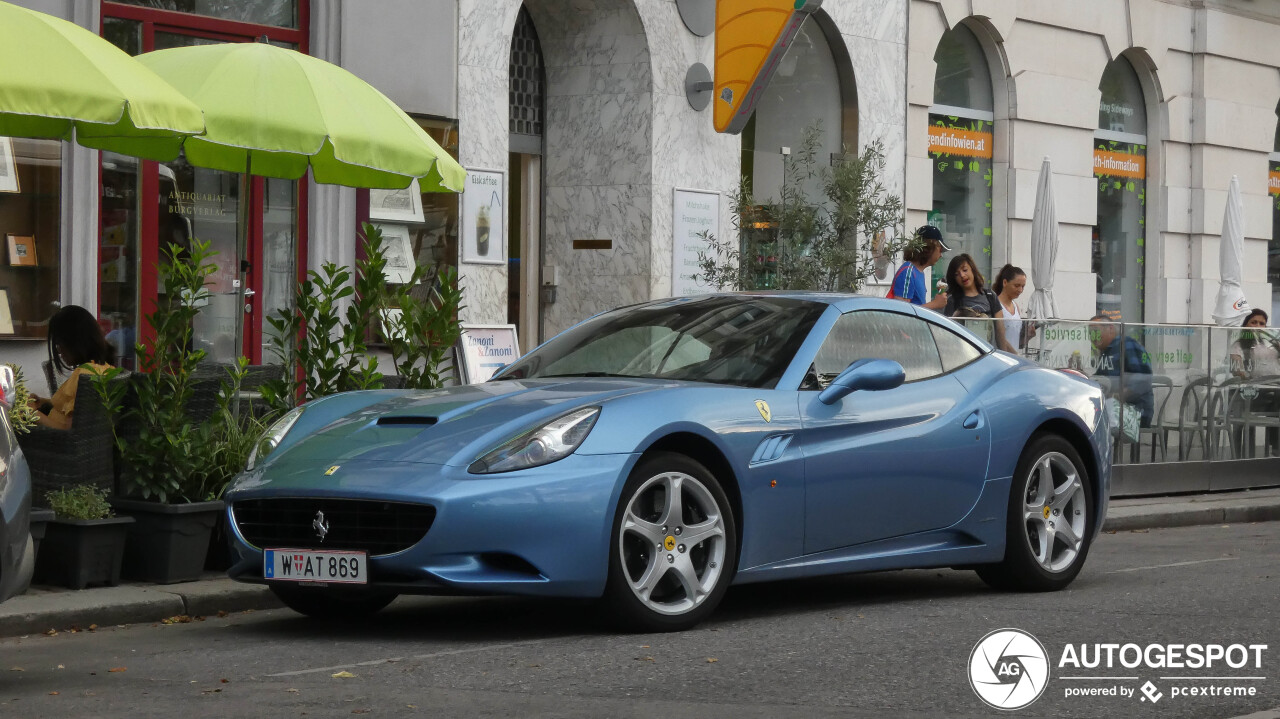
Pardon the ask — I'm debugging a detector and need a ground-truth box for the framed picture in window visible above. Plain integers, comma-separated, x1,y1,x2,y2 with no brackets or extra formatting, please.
0,137,18,193
373,223,416,284
369,179,425,223
0,289,12,334
460,168,505,265
6,234,37,267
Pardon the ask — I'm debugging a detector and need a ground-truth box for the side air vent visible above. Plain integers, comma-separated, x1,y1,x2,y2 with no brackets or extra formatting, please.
377,416,438,426
750,434,794,465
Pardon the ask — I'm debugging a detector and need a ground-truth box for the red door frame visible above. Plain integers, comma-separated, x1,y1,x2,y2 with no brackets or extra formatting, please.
100,1,310,363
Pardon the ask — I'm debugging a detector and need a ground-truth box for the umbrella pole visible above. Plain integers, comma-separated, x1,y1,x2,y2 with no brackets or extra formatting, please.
234,157,250,416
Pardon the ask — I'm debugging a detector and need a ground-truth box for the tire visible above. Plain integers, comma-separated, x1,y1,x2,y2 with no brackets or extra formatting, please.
603,452,737,632
976,433,1094,592
271,586,398,620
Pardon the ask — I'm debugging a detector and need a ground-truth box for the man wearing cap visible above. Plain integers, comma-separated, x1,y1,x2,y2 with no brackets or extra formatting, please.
888,225,949,311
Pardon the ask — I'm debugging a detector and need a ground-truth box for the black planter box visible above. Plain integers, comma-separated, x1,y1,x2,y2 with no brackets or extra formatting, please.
110,499,224,585
34,516,135,590
29,508,55,563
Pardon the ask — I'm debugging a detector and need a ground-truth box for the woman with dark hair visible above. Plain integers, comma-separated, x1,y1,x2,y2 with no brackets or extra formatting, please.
1228,309,1279,455
943,254,1014,352
993,264,1030,351
27,305,115,430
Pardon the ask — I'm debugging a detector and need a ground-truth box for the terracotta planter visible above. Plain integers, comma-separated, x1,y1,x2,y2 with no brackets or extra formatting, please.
110,498,224,584
34,516,135,589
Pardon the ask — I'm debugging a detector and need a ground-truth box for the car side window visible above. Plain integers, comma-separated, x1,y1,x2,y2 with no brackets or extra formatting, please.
929,323,983,372
812,310,944,384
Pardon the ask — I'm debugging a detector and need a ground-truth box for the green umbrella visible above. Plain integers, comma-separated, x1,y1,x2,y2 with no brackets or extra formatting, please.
0,0,204,156
134,42,464,191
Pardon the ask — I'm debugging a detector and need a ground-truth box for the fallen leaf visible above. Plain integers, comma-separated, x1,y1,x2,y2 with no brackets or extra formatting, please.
108,667,127,673
407,705,417,709
56,665,64,670
43,629,57,636
217,611,229,618
162,615,193,625
635,656,654,662
706,658,718,663
9,667,23,672
528,663,540,668
220,678,229,684
640,645,649,648
88,624,98,631
48,692,59,696
286,688,299,693
331,671,356,678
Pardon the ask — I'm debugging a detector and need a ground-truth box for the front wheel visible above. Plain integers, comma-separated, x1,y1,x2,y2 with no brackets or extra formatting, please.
603,452,737,632
977,434,1094,592
271,586,398,620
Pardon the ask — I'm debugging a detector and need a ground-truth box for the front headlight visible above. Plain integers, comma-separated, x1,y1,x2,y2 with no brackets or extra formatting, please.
245,405,305,471
469,407,600,474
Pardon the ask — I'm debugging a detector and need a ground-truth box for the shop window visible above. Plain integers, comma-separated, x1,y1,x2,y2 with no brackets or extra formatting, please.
107,0,299,28
1093,57,1148,323
0,137,61,340
740,14,852,206
929,24,994,281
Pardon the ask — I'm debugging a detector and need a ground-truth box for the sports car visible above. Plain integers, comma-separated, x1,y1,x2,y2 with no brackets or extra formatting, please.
0,366,35,604
224,293,1111,631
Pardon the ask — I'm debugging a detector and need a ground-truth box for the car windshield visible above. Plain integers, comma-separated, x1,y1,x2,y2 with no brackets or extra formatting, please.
493,296,827,389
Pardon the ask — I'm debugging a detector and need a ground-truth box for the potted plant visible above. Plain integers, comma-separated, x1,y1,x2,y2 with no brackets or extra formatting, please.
34,484,134,589
2,363,54,561
94,239,247,584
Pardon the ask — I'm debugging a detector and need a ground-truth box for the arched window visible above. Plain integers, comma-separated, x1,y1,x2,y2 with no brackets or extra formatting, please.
929,24,995,281
740,15,853,205
1270,105,1280,320
1093,56,1148,322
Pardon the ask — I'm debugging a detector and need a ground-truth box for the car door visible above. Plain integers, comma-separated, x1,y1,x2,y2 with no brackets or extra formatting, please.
800,308,991,553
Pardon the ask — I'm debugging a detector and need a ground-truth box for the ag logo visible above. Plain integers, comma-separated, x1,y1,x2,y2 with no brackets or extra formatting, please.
968,628,1050,710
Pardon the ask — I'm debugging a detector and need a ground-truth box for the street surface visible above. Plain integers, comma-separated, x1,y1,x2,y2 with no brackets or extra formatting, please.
1,522,1277,718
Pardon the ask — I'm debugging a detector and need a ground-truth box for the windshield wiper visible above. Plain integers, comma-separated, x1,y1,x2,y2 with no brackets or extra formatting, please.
540,372,642,379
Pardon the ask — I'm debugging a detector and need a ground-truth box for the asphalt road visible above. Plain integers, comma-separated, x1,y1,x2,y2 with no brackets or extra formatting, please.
1,522,1277,719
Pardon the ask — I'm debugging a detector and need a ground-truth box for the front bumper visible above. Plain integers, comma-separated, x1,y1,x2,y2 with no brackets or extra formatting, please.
225,452,637,598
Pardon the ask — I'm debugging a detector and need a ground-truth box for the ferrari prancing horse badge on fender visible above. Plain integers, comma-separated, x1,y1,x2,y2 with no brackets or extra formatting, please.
755,399,771,423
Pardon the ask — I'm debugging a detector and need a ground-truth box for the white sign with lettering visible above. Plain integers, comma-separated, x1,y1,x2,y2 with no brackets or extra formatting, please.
458,323,520,383
671,188,720,296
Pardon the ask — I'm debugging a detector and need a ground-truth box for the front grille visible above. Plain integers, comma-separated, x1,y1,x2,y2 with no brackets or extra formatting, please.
232,498,436,556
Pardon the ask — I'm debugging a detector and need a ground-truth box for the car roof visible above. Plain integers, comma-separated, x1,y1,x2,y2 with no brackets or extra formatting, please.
651,291,909,314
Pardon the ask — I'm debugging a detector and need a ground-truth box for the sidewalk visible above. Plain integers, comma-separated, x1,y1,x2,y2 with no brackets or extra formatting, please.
3,487,1279,639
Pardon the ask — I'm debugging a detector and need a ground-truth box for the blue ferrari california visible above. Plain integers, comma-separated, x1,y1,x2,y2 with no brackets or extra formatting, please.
224,293,1111,631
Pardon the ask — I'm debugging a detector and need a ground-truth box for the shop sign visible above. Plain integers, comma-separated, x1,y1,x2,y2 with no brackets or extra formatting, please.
672,188,719,296
1268,170,1280,196
1093,150,1145,179
927,126,993,159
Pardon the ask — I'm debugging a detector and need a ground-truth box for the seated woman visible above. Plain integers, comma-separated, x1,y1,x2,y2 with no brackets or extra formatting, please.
1230,309,1280,380
26,305,115,430
942,254,1015,352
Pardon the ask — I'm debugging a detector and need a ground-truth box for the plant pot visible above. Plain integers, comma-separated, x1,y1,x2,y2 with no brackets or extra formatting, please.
110,498,224,584
28,508,55,563
204,510,232,572
34,516,135,589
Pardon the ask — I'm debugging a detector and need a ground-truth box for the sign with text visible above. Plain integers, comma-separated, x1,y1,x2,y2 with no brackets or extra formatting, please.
1093,150,1146,179
461,168,505,265
672,188,720,296
458,324,520,383
927,126,993,159
1269,170,1280,196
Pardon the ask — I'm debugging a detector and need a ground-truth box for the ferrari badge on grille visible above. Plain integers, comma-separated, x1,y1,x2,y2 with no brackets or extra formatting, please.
312,510,330,541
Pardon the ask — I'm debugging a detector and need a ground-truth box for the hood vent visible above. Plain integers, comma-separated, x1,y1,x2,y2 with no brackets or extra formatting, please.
376,416,438,426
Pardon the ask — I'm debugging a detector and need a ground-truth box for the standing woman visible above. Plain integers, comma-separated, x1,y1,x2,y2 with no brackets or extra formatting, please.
26,305,115,430
993,264,1029,352
943,254,1015,352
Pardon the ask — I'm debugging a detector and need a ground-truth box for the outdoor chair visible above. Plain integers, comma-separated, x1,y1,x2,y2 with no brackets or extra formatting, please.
17,372,123,502
1171,375,1213,461
1229,375,1280,458
1124,375,1173,463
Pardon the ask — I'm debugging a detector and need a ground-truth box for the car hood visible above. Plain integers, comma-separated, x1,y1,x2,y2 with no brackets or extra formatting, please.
267,378,676,468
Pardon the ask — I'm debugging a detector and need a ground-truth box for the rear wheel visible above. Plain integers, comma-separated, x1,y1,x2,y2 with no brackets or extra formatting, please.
977,433,1094,591
603,452,737,632
271,586,398,620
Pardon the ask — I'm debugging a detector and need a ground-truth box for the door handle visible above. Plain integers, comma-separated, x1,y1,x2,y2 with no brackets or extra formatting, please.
963,410,983,430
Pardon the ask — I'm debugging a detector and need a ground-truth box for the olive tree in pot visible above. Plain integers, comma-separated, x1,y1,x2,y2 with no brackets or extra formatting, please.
95,239,268,584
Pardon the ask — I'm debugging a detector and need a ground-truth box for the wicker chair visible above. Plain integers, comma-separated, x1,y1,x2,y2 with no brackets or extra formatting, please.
17,373,120,502
185,364,285,423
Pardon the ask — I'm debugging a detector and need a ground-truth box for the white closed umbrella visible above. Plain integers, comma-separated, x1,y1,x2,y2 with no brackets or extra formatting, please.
1027,157,1059,320
1212,175,1251,326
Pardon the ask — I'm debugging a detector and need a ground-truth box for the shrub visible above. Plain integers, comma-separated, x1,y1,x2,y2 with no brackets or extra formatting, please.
46,484,113,520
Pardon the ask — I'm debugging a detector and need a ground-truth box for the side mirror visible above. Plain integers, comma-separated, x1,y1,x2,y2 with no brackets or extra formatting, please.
817,358,906,405
0,365,13,410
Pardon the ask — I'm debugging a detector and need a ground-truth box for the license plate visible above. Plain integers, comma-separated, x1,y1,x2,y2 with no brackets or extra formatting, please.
264,548,367,584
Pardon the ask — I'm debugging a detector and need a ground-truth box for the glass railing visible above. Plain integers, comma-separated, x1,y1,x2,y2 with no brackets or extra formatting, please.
951,317,1280,468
